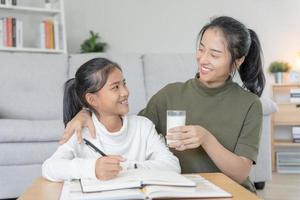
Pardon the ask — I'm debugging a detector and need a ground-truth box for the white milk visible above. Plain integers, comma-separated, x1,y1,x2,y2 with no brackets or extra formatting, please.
166,111,186,145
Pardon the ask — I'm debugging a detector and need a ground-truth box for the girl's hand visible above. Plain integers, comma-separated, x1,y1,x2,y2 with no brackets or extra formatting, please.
166,125,211,151
95,155,124,180
59,109,96,144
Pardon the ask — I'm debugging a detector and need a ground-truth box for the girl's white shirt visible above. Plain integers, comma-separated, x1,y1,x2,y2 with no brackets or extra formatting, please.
42,114,180,181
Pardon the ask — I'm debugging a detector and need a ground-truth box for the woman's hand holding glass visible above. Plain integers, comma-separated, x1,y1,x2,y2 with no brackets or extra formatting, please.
166,125,211,151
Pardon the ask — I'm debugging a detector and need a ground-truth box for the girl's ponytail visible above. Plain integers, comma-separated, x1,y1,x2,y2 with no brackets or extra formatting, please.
239,29,265,97
63,78,83,126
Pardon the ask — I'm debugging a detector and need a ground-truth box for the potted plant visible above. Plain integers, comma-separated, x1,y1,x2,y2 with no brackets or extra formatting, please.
268,61,291,83
80,31,107,53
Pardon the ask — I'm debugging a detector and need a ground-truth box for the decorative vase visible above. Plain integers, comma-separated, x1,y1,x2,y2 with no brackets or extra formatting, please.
274,72,283,84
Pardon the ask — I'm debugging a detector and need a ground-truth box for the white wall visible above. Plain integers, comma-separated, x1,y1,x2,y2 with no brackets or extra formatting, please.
64,0,300,68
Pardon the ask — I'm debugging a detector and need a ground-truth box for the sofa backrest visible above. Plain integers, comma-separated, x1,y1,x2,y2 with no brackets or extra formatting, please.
0,52,68,120
68,53,147,115
143,53,198,100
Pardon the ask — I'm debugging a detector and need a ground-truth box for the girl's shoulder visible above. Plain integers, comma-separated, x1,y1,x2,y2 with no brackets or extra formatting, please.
126,115,155,130
127,115,153,124
126,115,158,138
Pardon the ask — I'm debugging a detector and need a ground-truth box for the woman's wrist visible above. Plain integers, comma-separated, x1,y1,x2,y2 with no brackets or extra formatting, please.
202,130,215,149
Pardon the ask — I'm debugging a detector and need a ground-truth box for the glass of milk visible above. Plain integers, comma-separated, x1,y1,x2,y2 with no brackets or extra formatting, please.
166,110,186,145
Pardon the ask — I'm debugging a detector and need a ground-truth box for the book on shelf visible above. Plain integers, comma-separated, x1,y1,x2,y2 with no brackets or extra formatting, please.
292,126,300,134
290,89,300,103
293,135,300,138
4,0,13,6
12,18,16,47
0,19,3,47
53,20,60,50
60,169,232,200
277,153,300,175
40,19,60,50
0,0,16,6
6,17,12,47
292,133,300,137
293,139,300,143
16,19,22,47
0,17,23,48
292,126,300,142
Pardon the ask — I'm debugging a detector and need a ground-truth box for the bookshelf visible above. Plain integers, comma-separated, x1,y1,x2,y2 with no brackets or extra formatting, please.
0,0,66,54
271,83,300,172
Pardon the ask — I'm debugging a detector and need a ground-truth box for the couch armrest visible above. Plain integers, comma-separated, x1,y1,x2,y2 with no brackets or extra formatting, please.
260,97,278,116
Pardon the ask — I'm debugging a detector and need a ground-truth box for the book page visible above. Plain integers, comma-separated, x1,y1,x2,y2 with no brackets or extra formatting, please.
144,174,232,199
60,180,145,200
136,169,196,187
80,169,195,193
80,170,141,193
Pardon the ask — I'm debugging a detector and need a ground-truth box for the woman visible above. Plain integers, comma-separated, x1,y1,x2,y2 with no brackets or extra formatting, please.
59,16,265,192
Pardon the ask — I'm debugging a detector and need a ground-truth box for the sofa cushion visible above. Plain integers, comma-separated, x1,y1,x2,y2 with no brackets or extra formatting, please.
0,119,64,142
143,53,197,100
260,96,278,116
0,142,58,165
0,52,68,120
68,52,108,79
232,72,278,115
69,53,147,114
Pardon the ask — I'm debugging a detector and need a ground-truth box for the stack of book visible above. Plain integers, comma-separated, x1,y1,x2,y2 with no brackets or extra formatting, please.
0,0,17,6
0,17,23,48
292,126,300,143
277,152,300,173
39,20,60,50
290,88,300,103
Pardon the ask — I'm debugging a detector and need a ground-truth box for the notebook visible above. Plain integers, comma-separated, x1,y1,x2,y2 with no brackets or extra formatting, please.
80,169,196,193
60,170,232,200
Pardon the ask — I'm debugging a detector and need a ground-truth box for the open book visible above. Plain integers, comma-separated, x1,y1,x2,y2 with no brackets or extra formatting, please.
60,170,232,200
80,169,196,193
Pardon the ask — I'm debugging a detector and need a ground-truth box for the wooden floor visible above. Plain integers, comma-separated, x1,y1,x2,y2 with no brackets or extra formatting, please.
257,173,300,200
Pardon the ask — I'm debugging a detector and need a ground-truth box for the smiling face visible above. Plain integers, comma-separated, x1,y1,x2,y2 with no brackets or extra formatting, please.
86,68,129,117
196,28,233,88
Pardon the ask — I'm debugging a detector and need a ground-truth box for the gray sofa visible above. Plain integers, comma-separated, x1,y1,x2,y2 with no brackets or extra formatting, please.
0,52,277,199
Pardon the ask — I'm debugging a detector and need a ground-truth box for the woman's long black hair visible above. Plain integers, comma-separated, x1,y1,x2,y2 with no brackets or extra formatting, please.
197,16,265,97
63,58,121,126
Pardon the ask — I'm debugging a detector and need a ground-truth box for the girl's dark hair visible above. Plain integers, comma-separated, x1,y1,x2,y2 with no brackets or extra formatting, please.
197,16,265,97
63,58,122,126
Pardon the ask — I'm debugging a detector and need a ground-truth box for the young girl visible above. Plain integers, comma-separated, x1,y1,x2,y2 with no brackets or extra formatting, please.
42,58,180,181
